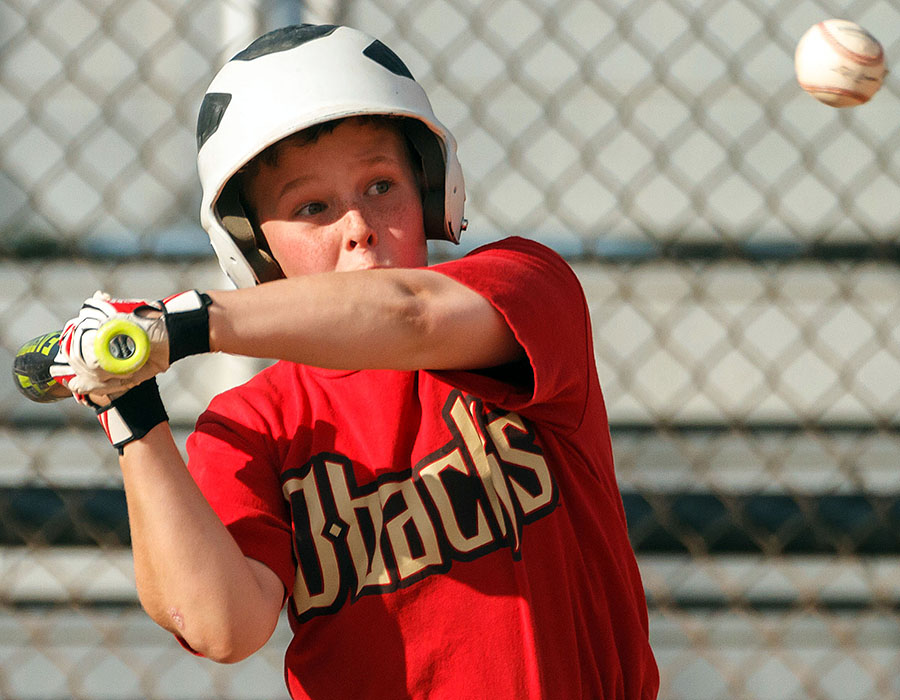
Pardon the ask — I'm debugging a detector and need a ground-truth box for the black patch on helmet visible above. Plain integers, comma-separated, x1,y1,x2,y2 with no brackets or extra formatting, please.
196,92,232,151
231,24,338,61
363,40,414,79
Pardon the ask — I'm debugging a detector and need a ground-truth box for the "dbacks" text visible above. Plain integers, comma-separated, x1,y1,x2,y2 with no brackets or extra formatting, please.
281,391,558,621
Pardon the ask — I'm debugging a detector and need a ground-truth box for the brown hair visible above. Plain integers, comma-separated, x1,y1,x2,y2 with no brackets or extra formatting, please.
238,115,424,188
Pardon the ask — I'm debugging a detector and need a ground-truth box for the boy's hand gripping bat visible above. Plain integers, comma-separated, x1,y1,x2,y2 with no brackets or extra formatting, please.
12,321,150,402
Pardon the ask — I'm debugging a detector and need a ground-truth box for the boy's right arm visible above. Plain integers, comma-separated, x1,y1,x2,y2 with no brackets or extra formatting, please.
119,422,284,663
49,292,284,660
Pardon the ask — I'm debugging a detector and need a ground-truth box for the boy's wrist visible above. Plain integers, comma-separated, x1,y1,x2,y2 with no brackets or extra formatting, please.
95,378,169,454
163,291,213,363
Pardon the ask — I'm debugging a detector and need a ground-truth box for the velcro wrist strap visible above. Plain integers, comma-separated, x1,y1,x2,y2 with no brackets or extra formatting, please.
96,378,168,454
163,290,212,363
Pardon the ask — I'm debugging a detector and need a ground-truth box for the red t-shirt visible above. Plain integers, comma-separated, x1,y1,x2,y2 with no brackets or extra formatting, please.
186,237,659,699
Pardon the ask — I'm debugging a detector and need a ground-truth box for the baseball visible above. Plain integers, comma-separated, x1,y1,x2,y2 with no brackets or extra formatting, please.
794,19,886,107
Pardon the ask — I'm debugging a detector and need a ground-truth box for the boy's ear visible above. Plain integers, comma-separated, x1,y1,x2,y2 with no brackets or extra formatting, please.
218,179,285,284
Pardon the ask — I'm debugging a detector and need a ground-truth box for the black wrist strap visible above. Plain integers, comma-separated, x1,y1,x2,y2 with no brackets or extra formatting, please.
165,291,213,363
96,378,169,454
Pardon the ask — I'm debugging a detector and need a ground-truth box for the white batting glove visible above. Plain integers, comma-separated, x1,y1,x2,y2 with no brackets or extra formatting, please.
50,290,212,396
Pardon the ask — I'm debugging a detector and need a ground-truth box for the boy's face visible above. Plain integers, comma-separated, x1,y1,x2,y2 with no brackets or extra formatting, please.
244,119,428,277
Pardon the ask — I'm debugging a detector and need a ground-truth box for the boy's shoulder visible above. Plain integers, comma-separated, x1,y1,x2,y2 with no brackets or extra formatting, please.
204,360,297,412
465,235,562,258
440,235,578,286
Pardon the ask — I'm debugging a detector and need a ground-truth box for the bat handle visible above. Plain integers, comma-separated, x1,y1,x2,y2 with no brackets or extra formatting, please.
94,319,151,375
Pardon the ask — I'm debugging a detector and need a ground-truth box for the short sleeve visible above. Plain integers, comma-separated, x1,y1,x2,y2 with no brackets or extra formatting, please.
429,237,592,431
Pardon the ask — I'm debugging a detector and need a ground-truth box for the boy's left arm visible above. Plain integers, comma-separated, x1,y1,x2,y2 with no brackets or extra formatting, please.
206,267,524,371
52,265,524,399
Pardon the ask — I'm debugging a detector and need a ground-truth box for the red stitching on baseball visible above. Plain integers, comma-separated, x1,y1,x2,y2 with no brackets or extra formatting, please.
798,82,868,103
818,21,884,66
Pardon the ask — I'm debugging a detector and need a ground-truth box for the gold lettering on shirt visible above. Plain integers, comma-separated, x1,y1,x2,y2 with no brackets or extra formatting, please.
281,391,558,622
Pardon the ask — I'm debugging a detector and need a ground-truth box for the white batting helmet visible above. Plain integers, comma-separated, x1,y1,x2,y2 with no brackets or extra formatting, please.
196,24,466,288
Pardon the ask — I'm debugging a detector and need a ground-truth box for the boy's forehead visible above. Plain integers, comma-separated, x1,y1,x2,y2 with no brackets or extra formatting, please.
245,119,414,198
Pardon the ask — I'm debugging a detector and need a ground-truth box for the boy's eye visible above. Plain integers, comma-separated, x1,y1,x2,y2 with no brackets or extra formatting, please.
297,201,326,217
368,180,392,196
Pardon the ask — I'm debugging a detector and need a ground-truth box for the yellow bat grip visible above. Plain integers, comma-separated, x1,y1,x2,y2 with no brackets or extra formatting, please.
93,319,150,375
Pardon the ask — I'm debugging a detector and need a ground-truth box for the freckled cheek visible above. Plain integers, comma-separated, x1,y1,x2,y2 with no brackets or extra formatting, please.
264,226,340,276
383,198,425,240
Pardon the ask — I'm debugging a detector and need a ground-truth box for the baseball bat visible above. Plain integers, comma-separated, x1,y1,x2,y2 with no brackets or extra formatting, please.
12,320,150,403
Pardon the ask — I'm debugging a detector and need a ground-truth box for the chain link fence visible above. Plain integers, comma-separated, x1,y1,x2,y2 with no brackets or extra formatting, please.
2,0,900,697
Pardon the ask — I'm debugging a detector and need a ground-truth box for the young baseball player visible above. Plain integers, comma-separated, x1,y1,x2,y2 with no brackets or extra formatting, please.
52,24,659,700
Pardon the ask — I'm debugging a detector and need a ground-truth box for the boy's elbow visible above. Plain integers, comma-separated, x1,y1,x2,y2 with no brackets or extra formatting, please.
183,617,274,664
180,623,270,664
206,640,257,665
143,602,270,664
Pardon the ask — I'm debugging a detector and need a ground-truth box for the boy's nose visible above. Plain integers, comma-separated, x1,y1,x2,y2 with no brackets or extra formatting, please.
342,209,378,250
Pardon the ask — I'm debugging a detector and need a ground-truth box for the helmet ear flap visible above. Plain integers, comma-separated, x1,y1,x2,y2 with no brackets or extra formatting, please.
402,120,452,242
217,179,285,283
421,190,447,242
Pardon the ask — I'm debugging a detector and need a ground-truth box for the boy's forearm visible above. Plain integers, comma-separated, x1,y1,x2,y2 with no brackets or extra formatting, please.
207,270,431,369
119,425,282,662
206,268,521,371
